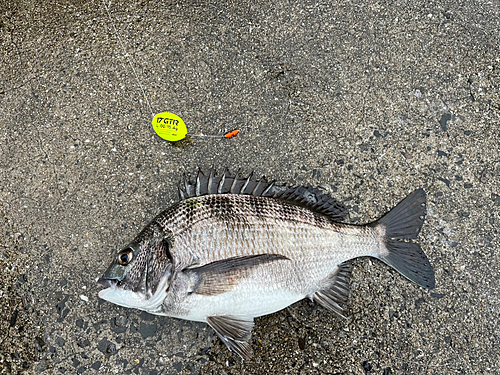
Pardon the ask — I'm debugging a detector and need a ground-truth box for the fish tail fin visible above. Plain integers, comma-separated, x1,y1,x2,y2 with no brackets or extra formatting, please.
372,189,435,289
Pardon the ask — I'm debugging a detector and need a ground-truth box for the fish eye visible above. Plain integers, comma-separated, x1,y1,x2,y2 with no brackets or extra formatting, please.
118,248,133,265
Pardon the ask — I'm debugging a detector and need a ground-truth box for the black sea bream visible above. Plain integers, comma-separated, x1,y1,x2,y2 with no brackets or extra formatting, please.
98,171,435,359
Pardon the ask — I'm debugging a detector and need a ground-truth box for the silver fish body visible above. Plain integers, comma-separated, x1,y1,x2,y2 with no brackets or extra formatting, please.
98,171,435,359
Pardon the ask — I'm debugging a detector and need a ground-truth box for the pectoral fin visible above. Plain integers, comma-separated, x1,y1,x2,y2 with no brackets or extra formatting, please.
184,254,289,296
207,315,254,360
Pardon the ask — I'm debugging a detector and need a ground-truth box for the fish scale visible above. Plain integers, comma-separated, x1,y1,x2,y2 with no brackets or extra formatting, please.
98,171,435,360
166,195,376,271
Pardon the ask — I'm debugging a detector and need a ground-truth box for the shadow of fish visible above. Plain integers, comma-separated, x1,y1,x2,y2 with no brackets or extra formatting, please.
97,170,435,360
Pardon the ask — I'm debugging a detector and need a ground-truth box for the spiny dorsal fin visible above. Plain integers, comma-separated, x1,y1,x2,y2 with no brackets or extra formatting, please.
178,170,347,221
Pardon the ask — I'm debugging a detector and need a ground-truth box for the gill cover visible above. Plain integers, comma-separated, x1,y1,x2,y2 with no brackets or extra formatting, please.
98,224,175,312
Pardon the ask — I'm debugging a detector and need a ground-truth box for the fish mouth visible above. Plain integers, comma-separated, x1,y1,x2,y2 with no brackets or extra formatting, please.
97,277,118,288
97,277,119,300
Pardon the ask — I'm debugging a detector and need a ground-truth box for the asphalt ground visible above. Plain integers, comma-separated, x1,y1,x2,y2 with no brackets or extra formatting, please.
1,0,499,374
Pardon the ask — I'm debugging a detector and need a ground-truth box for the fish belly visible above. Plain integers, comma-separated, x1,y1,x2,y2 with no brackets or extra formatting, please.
181,282,305,322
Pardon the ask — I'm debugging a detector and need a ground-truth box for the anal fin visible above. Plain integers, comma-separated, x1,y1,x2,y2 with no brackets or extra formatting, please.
312,263,352,319
206,315,254,360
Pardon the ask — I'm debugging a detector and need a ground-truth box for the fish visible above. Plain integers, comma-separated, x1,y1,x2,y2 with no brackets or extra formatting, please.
97,170,435,360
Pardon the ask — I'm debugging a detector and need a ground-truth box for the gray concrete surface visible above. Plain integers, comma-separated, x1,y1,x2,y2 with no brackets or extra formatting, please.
1,0,499,374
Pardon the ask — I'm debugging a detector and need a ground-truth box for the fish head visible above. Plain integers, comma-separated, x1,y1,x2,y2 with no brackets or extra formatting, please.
97,225,173,312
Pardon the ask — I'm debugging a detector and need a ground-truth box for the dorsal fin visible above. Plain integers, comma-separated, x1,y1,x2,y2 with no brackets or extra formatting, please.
178,170,347,221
